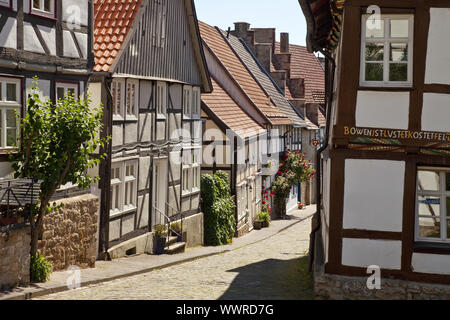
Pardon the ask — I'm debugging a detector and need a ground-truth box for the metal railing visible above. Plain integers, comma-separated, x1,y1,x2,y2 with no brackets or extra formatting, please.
0,178,41,234
154,203,185,250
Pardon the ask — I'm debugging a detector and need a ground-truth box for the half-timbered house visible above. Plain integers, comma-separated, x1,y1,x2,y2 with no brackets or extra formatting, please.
91,0,212,258
0,1,100,272
301,0,450,298
199,21,303,235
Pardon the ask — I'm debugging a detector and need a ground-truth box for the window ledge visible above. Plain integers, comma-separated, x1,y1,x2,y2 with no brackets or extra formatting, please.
414,241,450,255
109,206,137,219
358,86,415,91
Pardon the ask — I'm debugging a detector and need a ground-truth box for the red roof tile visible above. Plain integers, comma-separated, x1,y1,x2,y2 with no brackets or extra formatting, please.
199,21,292,126
275,42,325,104
93,0,142,72
202,77,265,139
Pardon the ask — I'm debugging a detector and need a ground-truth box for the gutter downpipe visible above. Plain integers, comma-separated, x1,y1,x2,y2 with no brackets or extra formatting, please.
308,46,335,272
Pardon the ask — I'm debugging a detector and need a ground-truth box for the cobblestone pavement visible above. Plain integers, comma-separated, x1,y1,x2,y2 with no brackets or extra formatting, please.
37,216,314,300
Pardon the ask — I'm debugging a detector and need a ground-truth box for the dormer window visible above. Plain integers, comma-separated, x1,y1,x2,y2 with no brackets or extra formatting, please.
360,14,413,87
31,0,55,18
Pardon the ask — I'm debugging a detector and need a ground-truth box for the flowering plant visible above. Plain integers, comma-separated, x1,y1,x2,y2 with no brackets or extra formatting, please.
271,150,315,216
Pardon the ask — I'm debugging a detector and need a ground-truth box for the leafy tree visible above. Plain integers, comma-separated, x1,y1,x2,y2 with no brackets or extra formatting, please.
10,81,107,259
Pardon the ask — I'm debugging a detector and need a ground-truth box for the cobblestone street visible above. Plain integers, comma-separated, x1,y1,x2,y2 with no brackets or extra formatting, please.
37,216,314,300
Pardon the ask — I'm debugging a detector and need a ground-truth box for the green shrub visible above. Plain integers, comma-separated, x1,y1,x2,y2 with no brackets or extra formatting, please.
258,211,271,224
30,253,52,283
201,171,236,246
170,222,182,234
154,224,167,238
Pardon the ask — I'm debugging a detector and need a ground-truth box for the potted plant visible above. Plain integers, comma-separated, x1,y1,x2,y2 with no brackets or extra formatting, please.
170,222,183,242
153,224,167,255
298,202,304,210
254,211,271,230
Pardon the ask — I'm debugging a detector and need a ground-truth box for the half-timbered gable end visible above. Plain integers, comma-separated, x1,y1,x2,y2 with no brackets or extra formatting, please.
301,0,450,298
92,0,211,257
0,0,93,180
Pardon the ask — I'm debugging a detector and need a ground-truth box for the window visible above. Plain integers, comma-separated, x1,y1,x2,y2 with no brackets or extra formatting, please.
156,81,167,118
192,87,201,118
183,86,201,119
360,14,413,87
182,148,201,194
111,79,124,119
415,168,450,243
110,160,138,216
183,86,191,118
0,77,21,150
32,0,55,18
56,82,78,101
126,80,138,119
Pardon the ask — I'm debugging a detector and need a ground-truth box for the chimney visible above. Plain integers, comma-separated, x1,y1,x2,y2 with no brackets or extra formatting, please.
280,33,289,53
233,22,251,39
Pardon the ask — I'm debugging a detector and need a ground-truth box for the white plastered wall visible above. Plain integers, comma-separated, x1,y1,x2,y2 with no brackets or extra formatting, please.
421,93,450,133
343,159,405,232
342,238,402,269
425,8,450,85
412,253,450,275
0,17,17,49
355,91,409,129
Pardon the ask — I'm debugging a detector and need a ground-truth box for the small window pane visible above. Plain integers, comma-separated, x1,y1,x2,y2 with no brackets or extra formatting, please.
6,83,16,102
57,87,65,100
366,19,385,38
0,84,2,101
418,196,440,216
418,170,440,191
365,63,383,81
390,43,408,62
418,217,441,239
446,173,450,191
390,19,409,38
6,129,16,147
44,0,51,12
447,197,450,218
67,88,75,97
389,64,408,81
447,220,450,240
33,0,39,9
365,43,384,61
6,110,16,127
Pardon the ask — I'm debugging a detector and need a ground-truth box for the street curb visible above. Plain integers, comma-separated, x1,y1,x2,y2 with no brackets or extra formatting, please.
2,212,314,300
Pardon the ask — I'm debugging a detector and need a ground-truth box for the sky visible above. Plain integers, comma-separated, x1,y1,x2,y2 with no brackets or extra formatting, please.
194,0,308,46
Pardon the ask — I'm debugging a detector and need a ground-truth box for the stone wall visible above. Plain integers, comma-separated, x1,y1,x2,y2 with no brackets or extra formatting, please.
0,225,31,290
315,270,450,300
38,194,99,271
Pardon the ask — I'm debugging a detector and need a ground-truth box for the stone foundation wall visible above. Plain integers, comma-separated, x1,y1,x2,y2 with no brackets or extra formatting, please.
0,225,31,290
38,194,99,271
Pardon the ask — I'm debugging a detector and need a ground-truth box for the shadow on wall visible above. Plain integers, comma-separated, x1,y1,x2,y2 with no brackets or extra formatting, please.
219,256,314,300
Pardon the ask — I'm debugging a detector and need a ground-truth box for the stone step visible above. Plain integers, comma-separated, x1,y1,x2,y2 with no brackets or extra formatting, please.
164,242,186,255
166,236,178,246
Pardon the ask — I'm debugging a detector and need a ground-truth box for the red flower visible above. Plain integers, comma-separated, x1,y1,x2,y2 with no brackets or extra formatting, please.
262,201,266,205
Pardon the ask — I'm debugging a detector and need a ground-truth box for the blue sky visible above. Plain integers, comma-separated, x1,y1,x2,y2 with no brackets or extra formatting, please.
194,0,308,46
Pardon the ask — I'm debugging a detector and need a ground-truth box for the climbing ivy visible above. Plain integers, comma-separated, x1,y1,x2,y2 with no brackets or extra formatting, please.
201,171,236,246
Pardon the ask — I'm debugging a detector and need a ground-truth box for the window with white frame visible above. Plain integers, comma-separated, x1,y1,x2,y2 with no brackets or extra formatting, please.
415,168,450,243
182,149,191,194
0,0,10,8
360,14,413,87
0,77,21,150
32,0,55,17
111,79,124,119
156,81,167,118
110,160,138,216
192,149,201,191
192,87,200,118
183,86,191,118
56,82,78,101
126,79,139,119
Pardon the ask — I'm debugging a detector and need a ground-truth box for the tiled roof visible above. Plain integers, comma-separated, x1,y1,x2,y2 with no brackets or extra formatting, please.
202,77,265,139
93,0,142,72
275,42,325,105
224,31,305,127
199,21,292,126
